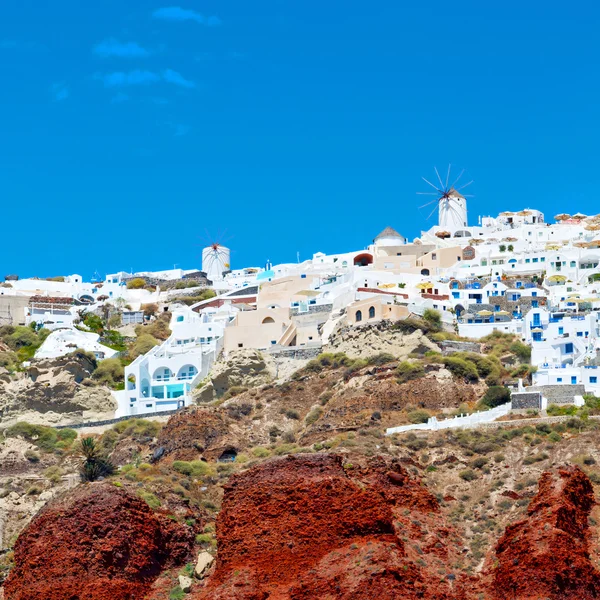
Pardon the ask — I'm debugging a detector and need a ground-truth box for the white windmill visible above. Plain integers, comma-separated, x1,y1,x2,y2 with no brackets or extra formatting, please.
202,242,231,282
418,166,473,233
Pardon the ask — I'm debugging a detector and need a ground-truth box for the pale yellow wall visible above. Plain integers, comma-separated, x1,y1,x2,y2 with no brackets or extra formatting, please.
257,276,315,309
372,255,417,273
418,246,463,269
224,307,290,352
345,297,409,326
374,243,435,258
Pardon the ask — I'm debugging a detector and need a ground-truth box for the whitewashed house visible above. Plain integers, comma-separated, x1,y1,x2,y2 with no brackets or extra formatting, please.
114,306,224,417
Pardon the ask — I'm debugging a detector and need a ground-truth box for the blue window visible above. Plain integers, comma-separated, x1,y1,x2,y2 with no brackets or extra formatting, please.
557,377,563,382
533,332,542,341
301,274,306,279
571,376,577,384
531,291,537,297
558,327,564,335
177,316,184,322
565,343,574,354
577,331,583,337
541,257,546,262
452,292,460,299
533,258,538,263
591,377,598,384
533,313,541,326
570,261,576,268
525,258,531,264
532,300,539,308
494,305,500,312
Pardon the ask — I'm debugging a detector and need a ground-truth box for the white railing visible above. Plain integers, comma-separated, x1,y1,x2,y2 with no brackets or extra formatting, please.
385,402,512,436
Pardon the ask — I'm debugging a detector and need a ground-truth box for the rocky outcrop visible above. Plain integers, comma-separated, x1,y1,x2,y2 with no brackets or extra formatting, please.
0,353,116,425
3,482,194,600
194,349,275,402
191,454,473,599
487,465,600,599
327,321,440,360
154,407,247,462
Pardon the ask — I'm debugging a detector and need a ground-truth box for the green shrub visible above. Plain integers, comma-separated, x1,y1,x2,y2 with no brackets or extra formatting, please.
24,449,40,462
547,404,578,416
365,352,396,366
138,490,161,510
459,469,478,481
422,308,442,331
126,278,146,289
169,587,185,600
6,422,63,453
284,409,300,420
305,407,323,425
129,334,160,359
92,358,124,388
509,341,531,362
252,447,270,458
407,410,430,424
396,361,425,384
480,386,511,409
222,386,248,401
442,356,479,382
172,460,212,478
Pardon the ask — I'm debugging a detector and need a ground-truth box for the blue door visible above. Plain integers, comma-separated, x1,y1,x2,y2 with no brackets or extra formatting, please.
533,313,541,327
571,376,577,384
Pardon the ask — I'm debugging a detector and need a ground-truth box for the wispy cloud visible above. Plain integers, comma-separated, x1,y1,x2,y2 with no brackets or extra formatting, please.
99,70,161,87
94,38,150,58
163,69,195,88
152,7,221,26
51,82,69,102
96,69,196,89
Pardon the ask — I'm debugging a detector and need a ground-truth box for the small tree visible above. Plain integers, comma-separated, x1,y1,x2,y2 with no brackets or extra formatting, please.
79,436,115,482
499,244,506,252
422,308,442,331
507,244,514,252
126,278,146,290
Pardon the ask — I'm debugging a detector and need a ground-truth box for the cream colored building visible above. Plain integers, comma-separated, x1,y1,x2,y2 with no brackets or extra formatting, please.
223,307,291,352
345,296,409,326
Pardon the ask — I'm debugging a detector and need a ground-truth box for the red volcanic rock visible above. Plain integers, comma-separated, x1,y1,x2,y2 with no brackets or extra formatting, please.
4,482,194,600
192,454,474,600
488,465,600,600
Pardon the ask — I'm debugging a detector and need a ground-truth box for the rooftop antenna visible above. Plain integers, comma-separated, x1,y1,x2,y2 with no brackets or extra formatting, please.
417,164,474,221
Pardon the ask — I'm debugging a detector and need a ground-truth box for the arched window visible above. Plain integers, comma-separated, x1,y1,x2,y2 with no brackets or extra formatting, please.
262,316,275,324
355,310,362,322
368,306,375,319
353,253,373,267
421,269,430,276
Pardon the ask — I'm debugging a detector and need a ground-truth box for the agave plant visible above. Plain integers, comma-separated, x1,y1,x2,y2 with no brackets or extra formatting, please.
79,436,115,482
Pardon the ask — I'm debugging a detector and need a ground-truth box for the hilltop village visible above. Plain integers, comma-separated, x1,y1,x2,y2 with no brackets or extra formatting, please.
2,189,600,422
6,190,600,599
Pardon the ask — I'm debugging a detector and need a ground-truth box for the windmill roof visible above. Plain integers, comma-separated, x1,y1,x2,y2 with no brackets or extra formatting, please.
374,226,404,241
447,187,466,199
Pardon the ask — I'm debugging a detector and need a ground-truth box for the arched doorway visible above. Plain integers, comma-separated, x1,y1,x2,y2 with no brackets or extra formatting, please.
353,253,373,267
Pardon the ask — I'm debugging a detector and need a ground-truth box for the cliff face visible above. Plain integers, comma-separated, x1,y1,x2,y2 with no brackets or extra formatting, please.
488,465,600,600
4,454,600,600
191,454,474,600
3,482,194,600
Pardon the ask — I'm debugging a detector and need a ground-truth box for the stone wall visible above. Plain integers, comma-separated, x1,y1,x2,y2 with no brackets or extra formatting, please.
290,303,333,317
265,346,322,360
527,384,586,405
511,391,542,410
54,409,180,430
438,340,482,355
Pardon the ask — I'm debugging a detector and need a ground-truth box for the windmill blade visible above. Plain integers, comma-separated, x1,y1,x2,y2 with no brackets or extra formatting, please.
450,169,465,189
456,180,474,191
419,198,439,209
445,164,451,189
434,167,445,190
416,192,439,196
422,177,441,192
427,202,439,220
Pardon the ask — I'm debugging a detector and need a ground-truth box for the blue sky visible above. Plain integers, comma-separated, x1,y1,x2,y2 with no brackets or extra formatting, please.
2,1,600,278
